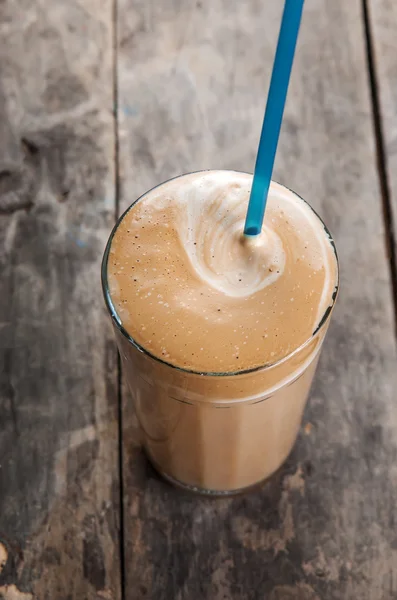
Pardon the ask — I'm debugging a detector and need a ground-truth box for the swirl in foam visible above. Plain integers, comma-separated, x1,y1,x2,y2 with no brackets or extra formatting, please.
108,171,338,372
179,172,286,298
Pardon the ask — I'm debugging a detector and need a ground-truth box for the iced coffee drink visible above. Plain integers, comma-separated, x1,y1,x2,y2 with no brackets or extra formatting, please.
102,171,338,494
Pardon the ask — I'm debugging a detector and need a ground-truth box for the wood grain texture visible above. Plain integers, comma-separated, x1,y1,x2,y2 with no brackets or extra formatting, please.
367,0,397,292
0,1,121,598
118,0,397,598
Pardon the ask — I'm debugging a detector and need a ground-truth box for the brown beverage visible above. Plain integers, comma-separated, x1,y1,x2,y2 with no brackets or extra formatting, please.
103,171,338,494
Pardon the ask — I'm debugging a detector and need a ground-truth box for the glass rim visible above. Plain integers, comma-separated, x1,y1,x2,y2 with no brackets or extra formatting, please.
101,169,339,378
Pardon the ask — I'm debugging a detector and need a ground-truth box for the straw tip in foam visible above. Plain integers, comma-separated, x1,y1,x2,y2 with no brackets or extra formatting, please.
241,230,267,250
243,227,260,237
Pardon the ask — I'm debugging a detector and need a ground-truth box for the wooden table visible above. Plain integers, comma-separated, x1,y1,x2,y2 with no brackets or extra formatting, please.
1,1,397,598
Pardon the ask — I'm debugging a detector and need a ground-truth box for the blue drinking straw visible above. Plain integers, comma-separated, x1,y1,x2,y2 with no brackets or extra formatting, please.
244,0,305,236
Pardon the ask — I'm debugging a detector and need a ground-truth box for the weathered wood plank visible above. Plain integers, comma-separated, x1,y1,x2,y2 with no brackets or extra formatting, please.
0,1,121,598
118,0,397,598
367,0,397,301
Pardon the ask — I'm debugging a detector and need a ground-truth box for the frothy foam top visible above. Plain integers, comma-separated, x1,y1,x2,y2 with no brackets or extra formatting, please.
107,171,338,373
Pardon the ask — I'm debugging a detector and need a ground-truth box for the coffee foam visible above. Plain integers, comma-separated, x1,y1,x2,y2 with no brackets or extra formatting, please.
107,171,338,373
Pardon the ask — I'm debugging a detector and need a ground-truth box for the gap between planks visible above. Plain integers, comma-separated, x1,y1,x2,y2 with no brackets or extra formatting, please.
112,0,126,599
362,0,397,340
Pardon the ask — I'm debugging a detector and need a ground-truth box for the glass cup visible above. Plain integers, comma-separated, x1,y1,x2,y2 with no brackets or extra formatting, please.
102,173,339,495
